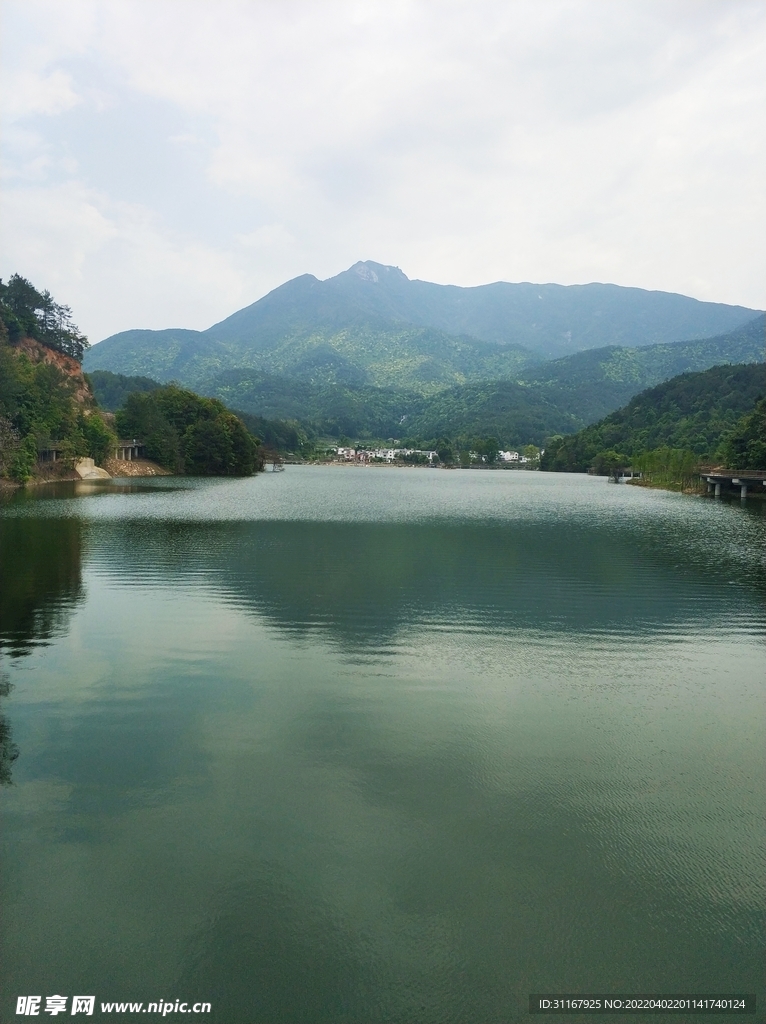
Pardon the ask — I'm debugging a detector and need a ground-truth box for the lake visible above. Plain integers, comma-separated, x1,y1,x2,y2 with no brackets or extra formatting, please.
1,467,764,1023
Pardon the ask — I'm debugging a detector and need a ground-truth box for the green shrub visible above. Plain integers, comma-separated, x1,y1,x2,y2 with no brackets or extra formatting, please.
9,437,37,483
82,413,117,466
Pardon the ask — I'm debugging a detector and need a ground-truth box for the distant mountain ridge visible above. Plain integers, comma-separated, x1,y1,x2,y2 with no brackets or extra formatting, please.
197,261,761,357
195,315,765,445
85,261,761,388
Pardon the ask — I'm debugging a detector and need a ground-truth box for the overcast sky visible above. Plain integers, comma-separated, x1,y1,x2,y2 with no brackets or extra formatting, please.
1,0,764,343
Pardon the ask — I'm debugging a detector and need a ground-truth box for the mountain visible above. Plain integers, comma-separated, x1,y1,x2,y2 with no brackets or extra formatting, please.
201,369,417,439
402,380,584,447
541,362,766,472
85,318,534,394
286,262,758,356
521,313,766,422
194,315,765,446
84,262,761,387
86,369,162,411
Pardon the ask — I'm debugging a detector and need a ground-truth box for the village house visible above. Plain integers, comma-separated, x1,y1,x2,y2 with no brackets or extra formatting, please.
334,447,438,464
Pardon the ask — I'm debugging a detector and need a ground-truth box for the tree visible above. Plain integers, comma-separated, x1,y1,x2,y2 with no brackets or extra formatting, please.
718,397,766,470
9,436,37,483
1,275,44,340
474,437,499,464
436,444,454,465
116,385,260,476
591,449,628,477
81,413,117,466
522,444,540,467
0,274,89,361
633,447,699,488
0,417,21,476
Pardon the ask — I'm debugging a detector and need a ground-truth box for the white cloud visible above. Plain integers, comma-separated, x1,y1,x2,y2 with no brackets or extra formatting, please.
0,182,246,339
4,69,82,120
0,0,764,339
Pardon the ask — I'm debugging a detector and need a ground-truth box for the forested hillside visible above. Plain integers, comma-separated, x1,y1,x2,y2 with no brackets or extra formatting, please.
88,369,311,456
0,276,115,482
201,369,414,439
0,276,265,480
87,370,161,411
718,398,766,470
523,314,765,422
402,380,584,446
194,315,764,447
541,363,766,472
86,318,535,393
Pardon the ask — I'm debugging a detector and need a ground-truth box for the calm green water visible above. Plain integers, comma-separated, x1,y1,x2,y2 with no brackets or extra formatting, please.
1,468,764,1023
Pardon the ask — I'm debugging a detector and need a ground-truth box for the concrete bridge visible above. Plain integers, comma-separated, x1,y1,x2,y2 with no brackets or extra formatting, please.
116,438,145,461
702,470,766,498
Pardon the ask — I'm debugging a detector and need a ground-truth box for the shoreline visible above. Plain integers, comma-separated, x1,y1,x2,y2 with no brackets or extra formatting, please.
626,477,766,500
289,460,538,470
0,456,171,491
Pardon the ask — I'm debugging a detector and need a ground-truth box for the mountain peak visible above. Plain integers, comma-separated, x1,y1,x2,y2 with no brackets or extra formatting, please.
345,261,409,284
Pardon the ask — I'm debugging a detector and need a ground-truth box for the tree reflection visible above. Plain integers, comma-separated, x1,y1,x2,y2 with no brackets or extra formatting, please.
0,517,84,657
0,671,19,785
0,515,84,784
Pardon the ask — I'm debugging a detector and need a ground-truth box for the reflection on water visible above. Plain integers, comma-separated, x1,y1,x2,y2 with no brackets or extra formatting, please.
0,469,764,1023
0,515,84,657
0,512,86,783
0,671,19,783
88,516,765,647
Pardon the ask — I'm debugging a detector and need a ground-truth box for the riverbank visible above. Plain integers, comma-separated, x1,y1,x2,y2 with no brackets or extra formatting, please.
0,456,170,490
103,457,171,477
0,464,80,490
295,459,538,470
627,478,705,495
627,477,766,499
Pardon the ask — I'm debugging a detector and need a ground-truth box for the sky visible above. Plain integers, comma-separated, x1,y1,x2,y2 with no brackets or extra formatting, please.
1,0,764,344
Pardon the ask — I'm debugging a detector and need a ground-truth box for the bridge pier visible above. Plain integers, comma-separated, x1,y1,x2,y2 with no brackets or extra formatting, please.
701,471,765,498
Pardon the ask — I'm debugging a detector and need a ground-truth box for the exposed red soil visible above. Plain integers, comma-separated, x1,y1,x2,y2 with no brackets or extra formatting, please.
13,336,94,406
